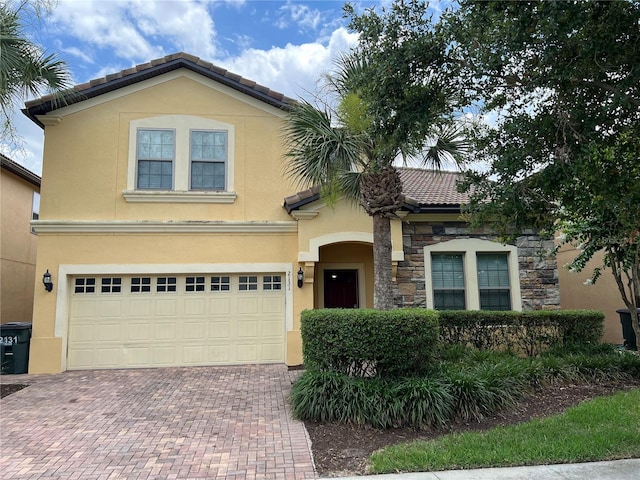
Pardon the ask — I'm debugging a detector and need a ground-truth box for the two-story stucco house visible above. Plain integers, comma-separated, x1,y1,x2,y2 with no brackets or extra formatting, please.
24,53,559,374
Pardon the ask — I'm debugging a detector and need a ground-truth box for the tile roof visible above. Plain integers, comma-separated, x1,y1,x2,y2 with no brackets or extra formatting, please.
283,167,470,213
1,153,41,187
23,52,297,127
398,167,470,206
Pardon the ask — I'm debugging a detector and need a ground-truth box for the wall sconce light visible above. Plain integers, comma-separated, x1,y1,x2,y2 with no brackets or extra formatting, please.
297,267,304,288
43,269,53,292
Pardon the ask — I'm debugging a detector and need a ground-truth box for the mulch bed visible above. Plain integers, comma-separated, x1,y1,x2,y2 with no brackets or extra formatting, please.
0,383,28,398
305,378,640,477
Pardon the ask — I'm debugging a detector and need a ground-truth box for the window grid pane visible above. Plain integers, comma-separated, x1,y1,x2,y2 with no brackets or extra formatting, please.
137,129,174,190
239,275,258,291
157,277,177,292
131,277,151,293
480,289,512,310
263,275,282,291
431,254,465,310
74,278,96,294
211,276,230,292
190,130,226,190
101,277,122,294
186,276,205,292
477,253,511,310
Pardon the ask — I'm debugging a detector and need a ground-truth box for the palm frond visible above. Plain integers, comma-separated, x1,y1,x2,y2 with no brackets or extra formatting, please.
420,122,470,169
282,100,363,191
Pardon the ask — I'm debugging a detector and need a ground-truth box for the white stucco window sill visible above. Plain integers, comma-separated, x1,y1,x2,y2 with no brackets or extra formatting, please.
122,190,237,203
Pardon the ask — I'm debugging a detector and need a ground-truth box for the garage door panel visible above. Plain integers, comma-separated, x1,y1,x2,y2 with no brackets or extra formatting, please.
98,300,122,317
207,345,231,363
262,297,284,314
67,348,94,369
207,321,231,338
237,297,259,314
183,345,206,364
128,322,152,341
127,346,151,367
151,345,178,365
129,299,153,316
71,299,96,317
184,297,206,315
153,322,178,341
155,298,178,316
209,297,232,315
68,273,285,370
236,344,259,362
96,347,121,367
70,323,95,342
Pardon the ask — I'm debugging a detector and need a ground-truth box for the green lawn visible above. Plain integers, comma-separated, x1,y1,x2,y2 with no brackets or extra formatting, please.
369,388,640,474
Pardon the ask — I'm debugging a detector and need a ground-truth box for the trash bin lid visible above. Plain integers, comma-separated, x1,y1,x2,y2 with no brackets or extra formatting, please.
0,322,32,330
616,308,640,314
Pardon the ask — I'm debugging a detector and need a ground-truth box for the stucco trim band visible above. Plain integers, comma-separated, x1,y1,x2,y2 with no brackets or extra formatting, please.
32,220,298,234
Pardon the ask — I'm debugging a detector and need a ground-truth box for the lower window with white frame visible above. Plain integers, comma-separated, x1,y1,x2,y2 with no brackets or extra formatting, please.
424,238,521,311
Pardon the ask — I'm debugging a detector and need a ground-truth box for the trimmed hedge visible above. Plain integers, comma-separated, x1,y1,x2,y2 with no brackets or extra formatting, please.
301,308,439,378
438,310,604,356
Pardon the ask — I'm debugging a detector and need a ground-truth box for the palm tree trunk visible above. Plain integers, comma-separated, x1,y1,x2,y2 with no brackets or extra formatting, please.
373,215,394,310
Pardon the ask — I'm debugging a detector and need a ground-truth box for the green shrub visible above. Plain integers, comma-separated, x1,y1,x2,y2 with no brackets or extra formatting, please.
301,308,439,378
290,345,640,429
438,310,604,355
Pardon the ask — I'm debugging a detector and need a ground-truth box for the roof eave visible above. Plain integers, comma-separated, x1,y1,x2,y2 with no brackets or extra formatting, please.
22,57,295,128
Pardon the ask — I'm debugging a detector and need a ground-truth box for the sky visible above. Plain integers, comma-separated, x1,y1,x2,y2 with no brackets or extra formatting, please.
4,0,450,176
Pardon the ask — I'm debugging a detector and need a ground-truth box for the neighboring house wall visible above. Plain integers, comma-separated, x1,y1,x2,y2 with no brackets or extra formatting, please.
558,246,623,344
1,156,40,323
395,220,560,311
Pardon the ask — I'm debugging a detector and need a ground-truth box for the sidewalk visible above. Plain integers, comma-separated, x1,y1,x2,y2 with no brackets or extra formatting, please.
320,458,640,480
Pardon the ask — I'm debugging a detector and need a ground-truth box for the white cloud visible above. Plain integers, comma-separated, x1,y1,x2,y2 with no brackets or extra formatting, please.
277,1,322,31
219,27,359,101
50,0,219,63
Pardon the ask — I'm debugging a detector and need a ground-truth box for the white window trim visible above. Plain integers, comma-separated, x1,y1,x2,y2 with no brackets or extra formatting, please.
126,115,236,203
424,238,522,311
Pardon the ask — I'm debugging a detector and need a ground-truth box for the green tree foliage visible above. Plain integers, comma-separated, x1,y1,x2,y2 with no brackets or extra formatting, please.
0,0,72,141
444,0,640,343
283,0,467,309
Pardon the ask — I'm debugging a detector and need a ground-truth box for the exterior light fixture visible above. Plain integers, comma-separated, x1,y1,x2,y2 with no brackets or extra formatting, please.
297,267,304,288
43,270,53,292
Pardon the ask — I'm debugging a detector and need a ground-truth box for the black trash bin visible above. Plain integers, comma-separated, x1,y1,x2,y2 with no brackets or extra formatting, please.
616,309,640,351
0,322,32,374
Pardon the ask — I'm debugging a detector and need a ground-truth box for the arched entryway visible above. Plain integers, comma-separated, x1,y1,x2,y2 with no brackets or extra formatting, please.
315,242,374,309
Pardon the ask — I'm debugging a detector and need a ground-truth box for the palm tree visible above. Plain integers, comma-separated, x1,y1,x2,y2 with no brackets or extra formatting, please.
1,2,73,139
283,54,467,310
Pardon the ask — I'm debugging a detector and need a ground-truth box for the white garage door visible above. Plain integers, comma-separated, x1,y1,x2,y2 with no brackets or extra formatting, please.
67,273,285,369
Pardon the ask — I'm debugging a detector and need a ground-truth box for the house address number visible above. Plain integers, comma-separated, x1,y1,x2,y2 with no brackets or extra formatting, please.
0,336,19,345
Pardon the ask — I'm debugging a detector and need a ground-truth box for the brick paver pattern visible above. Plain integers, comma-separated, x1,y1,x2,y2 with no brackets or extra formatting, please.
0,365,316,479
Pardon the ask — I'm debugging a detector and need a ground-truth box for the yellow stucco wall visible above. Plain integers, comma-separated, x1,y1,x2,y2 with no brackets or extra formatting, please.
558,246,625,344
30,69,392,373
1,168,38,323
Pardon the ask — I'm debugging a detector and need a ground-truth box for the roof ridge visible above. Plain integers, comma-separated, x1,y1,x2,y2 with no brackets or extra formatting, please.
23,52,297,127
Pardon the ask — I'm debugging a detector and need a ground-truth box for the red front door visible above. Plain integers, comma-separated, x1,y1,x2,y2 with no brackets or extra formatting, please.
324,270,359,308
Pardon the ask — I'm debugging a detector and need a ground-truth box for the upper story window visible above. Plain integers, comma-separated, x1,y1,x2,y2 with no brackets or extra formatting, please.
191,130,227,190
137,129,175,189
125,115,236,203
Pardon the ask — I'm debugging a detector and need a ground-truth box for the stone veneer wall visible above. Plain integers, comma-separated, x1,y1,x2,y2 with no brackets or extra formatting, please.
394,221,560,310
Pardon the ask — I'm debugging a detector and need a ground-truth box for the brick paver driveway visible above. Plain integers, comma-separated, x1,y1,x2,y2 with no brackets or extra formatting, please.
0,365,316,479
